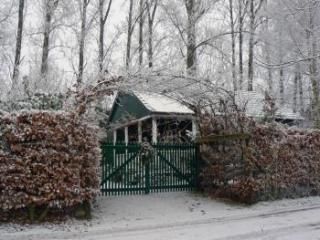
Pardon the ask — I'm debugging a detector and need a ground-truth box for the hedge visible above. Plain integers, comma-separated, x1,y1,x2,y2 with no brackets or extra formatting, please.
0,111,101,221
200,113,320,204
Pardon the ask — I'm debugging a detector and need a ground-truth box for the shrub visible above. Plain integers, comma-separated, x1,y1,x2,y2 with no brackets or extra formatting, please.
0,111,100,221
200,113,320,204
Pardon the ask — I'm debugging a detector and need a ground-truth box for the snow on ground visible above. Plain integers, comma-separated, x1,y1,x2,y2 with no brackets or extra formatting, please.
1,192,320,240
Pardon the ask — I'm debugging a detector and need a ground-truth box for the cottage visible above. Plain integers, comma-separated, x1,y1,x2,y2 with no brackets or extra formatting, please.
108,91,197,144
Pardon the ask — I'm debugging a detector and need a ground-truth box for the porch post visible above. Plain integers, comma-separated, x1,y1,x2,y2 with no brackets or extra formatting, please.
192,118,198,140
138,121,142,143
152,117,158,144
113,129,117,144
125,126,129,145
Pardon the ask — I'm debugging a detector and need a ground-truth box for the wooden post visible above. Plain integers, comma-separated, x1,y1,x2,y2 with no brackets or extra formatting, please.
138,121,142,143
113,129,117,144
152,117,157,144
192,118,197,140
125,126,129,145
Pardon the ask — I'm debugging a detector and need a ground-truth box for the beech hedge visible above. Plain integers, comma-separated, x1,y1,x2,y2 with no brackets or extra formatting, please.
0,111,101,220
200,114,320,204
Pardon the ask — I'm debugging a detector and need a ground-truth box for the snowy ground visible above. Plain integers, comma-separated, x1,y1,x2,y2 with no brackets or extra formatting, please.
1,192,320,240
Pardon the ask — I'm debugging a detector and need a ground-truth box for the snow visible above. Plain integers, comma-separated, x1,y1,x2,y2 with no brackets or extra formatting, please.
134,92,195,115
1,192,320,240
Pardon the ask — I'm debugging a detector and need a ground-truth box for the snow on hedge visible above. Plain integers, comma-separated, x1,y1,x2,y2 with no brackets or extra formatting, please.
0,111,100,216
200,113,320,204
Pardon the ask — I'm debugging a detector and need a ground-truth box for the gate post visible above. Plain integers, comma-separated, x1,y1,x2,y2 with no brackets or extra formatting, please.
141,141,152,194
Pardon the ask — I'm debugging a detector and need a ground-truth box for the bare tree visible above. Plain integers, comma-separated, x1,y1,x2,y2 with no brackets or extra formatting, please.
139,0,144,68
185,0,197,77
247,0,254,91
264,26,273,93
238,0,245,90
306,1,320,127
229,0,237,91
293,65,299,113
278,30,284,105
126,0,134,71
298,68,304,113
146,0,158,69
0,2,13,26
98,0,113,74
263,0,273,93
40,0,59,79
163,0,215,78
248,0,264,91
0,1,15,98
279,64,284,105
77,0,92,85
273,0,320,126
12,0,25,89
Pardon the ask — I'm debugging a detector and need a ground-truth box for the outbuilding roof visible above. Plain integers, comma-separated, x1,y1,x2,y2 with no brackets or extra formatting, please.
235,90,303,120
134,92,195,115
108,91,195,126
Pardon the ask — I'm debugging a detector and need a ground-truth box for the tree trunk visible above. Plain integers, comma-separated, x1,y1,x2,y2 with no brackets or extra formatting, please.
126,0,134,71
277,24,285,106
185,0,196,77
12,0,25,89
99,0,112,74
148,16,153,69
262,0,272,93
229,0,237,91
279,67,284,105
308,5,320,128
264,16,273,93
146,0,158,69
139,0,144,68
99,0,105,74
238,0,243,90
78,0,88,85
298,69,304,114
266,46,273,93
293,68,298,113
41,0,57,79
248,0,254,91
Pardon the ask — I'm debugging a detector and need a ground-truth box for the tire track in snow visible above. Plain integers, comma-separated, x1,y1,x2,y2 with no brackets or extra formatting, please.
4,204,320,240
214,221,320,240
102,204,320,234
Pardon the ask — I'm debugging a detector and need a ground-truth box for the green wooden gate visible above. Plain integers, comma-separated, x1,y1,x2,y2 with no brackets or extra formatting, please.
100,142,199,195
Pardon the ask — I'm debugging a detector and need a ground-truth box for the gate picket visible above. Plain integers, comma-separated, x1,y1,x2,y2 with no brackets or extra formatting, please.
100,142,198,195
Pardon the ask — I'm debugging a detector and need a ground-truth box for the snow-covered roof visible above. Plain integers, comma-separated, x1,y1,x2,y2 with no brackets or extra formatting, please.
134,92,195,115
235,90,303,120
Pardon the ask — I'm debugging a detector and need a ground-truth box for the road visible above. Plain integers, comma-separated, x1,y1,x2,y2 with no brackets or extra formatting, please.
1,193,320,240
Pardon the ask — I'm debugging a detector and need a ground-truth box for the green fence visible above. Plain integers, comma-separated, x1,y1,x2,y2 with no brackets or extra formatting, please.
101,142,199,195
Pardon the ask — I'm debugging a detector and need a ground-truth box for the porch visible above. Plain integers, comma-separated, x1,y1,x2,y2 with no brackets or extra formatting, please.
108,91,198,144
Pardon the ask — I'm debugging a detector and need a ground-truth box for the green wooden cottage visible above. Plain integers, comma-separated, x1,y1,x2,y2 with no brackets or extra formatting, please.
108,91,197,144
